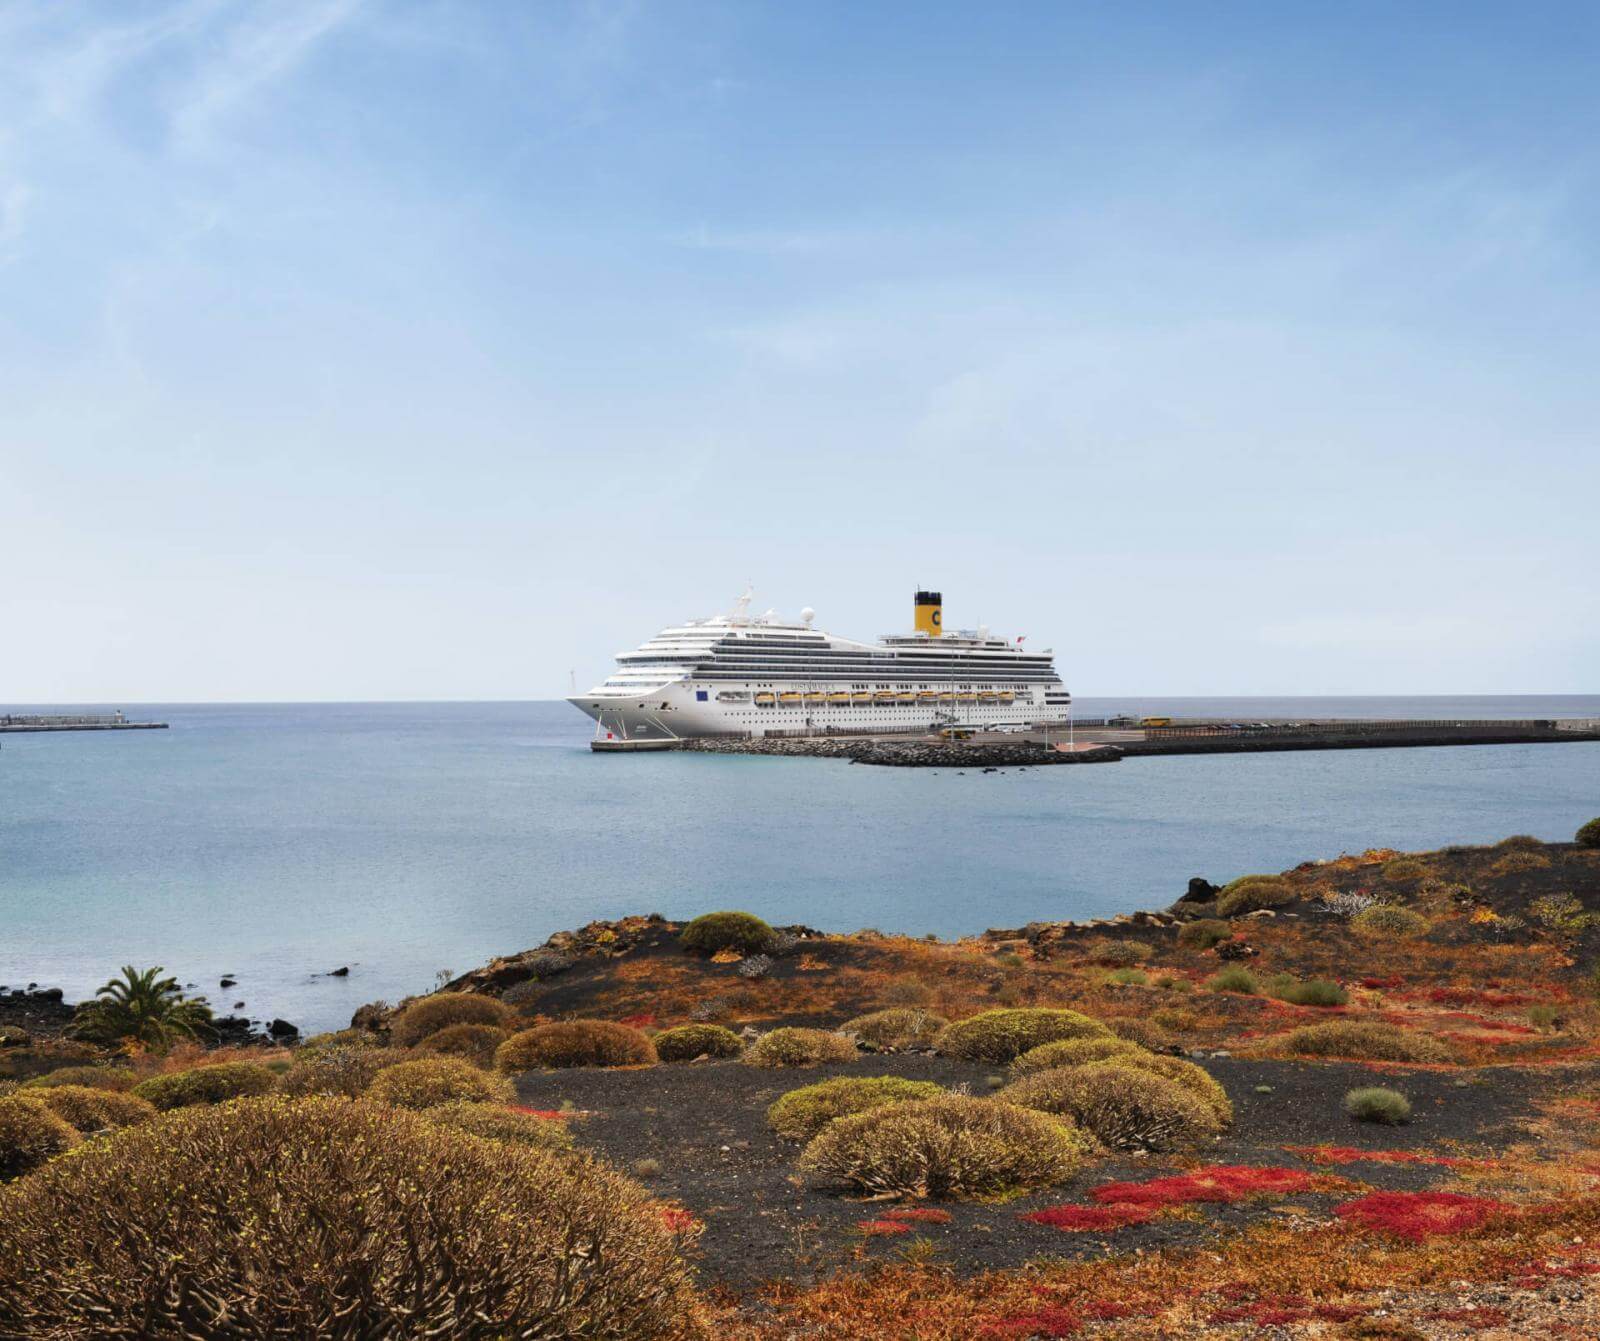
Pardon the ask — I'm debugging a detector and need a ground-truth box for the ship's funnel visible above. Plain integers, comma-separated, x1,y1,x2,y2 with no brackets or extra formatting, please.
914,589,942,637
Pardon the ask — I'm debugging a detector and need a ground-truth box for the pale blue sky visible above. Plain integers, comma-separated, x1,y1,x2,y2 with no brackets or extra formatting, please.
3,1,1597,700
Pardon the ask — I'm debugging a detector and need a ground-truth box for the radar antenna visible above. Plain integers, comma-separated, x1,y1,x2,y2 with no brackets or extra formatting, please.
731,582,754,624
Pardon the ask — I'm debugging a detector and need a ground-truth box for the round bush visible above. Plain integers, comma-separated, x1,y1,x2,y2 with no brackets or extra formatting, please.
679,911,776,956
1178,919,1233,950
1104,1016,1175,1050
1090,1054,1232,1124
799,1095,1088,1198
280,1045,411,1099
1215,876,1294,918
1352,905,1429,937
1004,1063,1224,1152
1085,939,1153,968
495,1022,658,1071
1268,1020,1452,1064
652,1024,744,1063
768,1076,944,1141
1345,1086,1412,1125
366,1057,513,1110
132,1062,279,1111
933,1009,1112,1064
1268,977,1349,1008
744,1028,857,1068
0,1097,79,1180
21,1066,136,1092
421,1101,573,1150
416,1023,511,1067
0,1097,698,1336
1496,834,1545,852
1011,1037,1144,1075
1205,966,1259,995
841,1008,948,1050
1576,818,1600,849
388,994,517,1048
21,1085,156,1134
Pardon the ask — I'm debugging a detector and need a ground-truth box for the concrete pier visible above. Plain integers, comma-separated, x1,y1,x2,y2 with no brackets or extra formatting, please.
0,714,169,733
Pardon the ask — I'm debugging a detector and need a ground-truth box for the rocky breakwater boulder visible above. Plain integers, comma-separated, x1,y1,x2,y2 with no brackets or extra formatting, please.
440,914,678,997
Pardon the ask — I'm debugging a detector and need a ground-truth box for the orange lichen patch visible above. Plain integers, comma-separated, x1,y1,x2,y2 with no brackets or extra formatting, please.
1021,1204,1156,1232
1333,1191,1513,1241
508,1105,575,1120
709,948,743,964
1088,1165,1317,1208
796,954,830,972
1285,1144,1482,1169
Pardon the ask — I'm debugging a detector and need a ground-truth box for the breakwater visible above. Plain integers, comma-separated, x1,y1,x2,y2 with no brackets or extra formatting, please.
0,713,168,733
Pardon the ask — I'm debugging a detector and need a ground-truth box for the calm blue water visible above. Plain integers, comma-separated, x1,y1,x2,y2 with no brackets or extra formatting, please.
3,697,1598,1034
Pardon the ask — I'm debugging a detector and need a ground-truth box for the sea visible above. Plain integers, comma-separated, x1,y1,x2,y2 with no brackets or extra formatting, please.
4,697,1598,1035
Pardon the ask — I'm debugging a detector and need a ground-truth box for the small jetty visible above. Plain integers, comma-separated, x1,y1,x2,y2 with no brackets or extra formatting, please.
596,716,1600,767
0,712,168,734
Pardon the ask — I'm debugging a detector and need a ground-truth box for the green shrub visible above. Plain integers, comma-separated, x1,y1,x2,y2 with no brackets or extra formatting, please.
280,1045,411,1099
19,1085,156,1134
0,1097,79,1180
744,1028,857,1068
933,1008,1112,1064
388,994,517,1048
1352,905,1429,937
1178,919,1233,950
1529,893,1596,937
1268,1020,1452,1064
495,1022,658,1071
1004,1062,1223,1152
679,911,776,956
1085,939,1153,968
1527,1004,1561,1031
652,1024,744,1062
421,1100,573,1150
1267,977,1348,1008
367,1057,514,1110
1215,876,1294,918
1205,966,1259,995
1577,818,1600,849
767,1076,944,1141
1345,1086,1411,1124
415,1023,511,1066
132,1062,279,1111
841,1008,948,1050
1011,1037,1144,1075
20,1066,135,1092
798,1095,1087,1198
1381,858,1430,884
0,1097,698,1337
1103,968,1147,987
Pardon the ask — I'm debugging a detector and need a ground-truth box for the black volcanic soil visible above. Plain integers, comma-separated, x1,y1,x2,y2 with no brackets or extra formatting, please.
517,1052,1589,1292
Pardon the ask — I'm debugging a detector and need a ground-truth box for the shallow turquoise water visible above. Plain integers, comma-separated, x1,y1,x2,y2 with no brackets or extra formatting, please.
3,697,1597,1033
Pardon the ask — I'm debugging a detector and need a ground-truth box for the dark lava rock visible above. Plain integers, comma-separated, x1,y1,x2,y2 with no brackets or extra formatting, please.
267,1018,300,1040
1215,940,1260,960
1182,877,1221,902
327,966,350,977
211,1015,257,1045
232,1001,245,1010
219,977,237,989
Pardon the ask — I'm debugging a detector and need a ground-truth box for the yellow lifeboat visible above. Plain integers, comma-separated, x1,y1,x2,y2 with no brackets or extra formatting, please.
917,690,939,702
778,691,803,705
957,690,977,703
896,691,916,704
873,691,896,704
978,691,998,704
803,690,826,704
827,691,851,705
998,691,1015,703
754,692,776,707
850,691,872,705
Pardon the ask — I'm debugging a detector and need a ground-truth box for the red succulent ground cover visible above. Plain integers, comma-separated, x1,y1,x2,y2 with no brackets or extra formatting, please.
1088,1165,1316,1208
659,1205,700,1233
977,1305,1081,1338
508,1105,570,1120
1333,1191,1512,1241
857,1219,913,1236
1208,1295,1367,1326
1021,1204,1155,1232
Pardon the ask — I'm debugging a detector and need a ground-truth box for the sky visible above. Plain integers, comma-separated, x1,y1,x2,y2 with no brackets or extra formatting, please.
2,1,1597,702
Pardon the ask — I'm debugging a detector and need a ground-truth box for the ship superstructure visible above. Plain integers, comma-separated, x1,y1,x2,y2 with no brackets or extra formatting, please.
569,589,1071,742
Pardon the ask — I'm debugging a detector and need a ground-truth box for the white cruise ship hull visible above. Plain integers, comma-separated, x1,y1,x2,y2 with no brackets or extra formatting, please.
570,590,1072,742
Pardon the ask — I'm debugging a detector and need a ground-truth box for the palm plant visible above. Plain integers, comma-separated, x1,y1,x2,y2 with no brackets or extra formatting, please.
71,966,214,1050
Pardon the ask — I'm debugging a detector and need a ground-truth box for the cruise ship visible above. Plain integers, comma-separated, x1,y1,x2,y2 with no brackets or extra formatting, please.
569,589,1071,742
